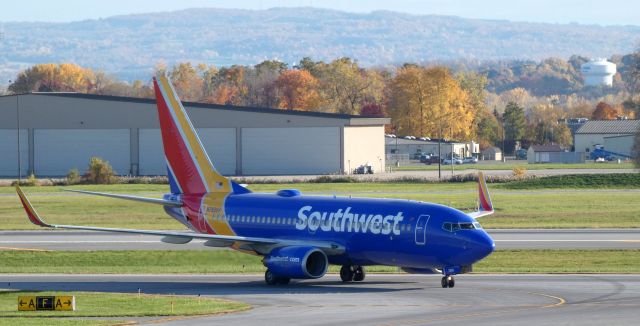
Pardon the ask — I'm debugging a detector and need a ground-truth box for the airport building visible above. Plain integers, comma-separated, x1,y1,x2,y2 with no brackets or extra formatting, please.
574,119,640,158
0,93,390,177
385,136,479,160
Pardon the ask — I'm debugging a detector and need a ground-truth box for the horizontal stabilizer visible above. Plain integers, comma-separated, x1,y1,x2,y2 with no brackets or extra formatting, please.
64,189,182,207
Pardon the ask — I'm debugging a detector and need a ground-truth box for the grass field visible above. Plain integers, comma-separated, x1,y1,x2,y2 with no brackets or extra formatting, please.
394,161,636,171
1,180,638,229
0,290,249,326
1,249,638,274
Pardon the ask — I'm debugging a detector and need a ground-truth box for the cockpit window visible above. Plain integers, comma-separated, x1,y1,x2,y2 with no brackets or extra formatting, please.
459,223,475,230
442,221,479,232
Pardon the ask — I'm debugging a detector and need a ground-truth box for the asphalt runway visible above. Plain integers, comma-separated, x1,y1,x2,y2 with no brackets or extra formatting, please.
1,229,639,251
1,274,638,325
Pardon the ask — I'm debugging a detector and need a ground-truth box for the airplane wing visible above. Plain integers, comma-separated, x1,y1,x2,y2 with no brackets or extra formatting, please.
467,172,494,219
16,185,344,255
63,189,183,207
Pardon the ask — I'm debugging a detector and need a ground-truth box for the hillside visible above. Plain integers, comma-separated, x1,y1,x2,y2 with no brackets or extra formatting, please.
0,7,639,82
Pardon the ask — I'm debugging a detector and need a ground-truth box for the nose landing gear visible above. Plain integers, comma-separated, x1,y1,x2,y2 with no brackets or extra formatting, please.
440,275,456,288
441,275,455,288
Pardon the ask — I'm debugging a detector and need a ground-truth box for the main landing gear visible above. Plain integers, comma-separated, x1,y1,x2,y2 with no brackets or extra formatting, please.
340,265,366,282
265,269,290,285
441,275,455,288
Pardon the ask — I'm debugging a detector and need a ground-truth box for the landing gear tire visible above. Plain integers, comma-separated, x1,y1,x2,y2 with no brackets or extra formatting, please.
340,265,354,282
265,270,278,285
353,266,365,282
441,276,455,288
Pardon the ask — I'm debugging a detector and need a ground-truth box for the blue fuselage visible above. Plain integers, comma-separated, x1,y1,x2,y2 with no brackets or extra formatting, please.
165,191,495,270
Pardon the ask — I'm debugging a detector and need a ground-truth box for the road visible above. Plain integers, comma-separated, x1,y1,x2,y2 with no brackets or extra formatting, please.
1,229,639,251
1,274,638,325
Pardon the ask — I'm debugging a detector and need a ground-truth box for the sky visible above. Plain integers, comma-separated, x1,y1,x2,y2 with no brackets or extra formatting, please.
0,0,637,26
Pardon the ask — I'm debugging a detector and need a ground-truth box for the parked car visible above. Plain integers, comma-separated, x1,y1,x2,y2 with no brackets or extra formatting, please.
354,164,374,174
421,154,440,165
442,158,463,165
462,157,478,164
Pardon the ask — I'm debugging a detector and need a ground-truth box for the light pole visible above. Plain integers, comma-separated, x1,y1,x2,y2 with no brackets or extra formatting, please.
450,125,454,176
15,88,22,183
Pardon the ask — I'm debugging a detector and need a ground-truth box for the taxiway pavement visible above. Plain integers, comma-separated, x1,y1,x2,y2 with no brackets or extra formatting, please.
1,274,638,325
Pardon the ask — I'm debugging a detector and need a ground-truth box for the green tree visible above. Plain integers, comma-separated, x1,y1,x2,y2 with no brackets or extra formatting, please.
477,113,501,148
502,101,525,154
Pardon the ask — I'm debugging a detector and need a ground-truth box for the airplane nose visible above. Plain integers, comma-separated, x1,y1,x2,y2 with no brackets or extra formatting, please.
479,232,495,258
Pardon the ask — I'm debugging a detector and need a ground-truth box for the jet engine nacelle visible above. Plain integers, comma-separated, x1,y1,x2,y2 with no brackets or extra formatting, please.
264,246,328,279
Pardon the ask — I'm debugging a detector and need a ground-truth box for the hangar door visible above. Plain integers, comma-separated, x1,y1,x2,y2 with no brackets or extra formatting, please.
139,128,236,176
34,129,130,176
242,127,340,175
0,129,29,177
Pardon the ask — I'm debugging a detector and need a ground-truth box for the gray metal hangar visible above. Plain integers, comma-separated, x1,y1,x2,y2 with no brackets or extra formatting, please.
0,93,389,177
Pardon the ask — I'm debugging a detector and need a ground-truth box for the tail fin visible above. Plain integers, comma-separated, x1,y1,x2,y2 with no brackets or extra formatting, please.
468,172,494,219
153,75,230,195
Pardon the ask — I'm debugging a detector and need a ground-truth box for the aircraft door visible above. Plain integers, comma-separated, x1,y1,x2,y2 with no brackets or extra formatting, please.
415,215,430,245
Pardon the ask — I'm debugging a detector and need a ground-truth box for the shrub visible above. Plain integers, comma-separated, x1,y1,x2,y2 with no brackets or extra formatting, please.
84,157,116,184
512,166,527,179
66,168,81,185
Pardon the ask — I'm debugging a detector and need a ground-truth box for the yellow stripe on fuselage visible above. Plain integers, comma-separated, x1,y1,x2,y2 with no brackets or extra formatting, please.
203,193,236,236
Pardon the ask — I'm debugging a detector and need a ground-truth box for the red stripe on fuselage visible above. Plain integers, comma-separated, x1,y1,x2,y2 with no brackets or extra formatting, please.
154,80,206,195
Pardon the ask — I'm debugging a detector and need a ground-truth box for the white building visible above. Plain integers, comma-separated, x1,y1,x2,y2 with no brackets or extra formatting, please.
581,58,616,87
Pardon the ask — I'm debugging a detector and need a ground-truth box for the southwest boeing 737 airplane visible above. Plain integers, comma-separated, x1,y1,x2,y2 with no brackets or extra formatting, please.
16,75,495,288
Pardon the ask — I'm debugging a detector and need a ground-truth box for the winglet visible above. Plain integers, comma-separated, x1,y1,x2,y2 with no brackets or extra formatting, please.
468,172,494,219
478,172,493,213
15,185,52,227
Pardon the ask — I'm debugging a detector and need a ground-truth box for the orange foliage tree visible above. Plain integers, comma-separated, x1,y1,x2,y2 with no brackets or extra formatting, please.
592,102,618,120
274,70,321,110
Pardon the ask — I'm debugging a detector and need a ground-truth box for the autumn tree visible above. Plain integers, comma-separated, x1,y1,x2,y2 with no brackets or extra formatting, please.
169,62,203,102
525,104,571,147
9,63,95,93
315,58,371,115
458,72,489,140
592,102,618,120
205,65,247,105
388,65,474,141
274,70,321,110
244,60,285,107
502,101,525,154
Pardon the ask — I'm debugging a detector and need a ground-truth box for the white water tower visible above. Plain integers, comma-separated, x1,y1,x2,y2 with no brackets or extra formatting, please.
581,58,616,87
